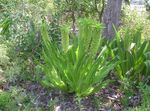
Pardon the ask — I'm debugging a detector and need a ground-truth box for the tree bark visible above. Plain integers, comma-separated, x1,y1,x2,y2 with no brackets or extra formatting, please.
102,0,123,39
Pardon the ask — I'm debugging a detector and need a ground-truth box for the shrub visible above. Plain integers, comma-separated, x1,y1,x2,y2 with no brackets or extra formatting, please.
0,43,22,82
121,6,150,40
41,19,117,97
0,44,10,67
0,44,10,80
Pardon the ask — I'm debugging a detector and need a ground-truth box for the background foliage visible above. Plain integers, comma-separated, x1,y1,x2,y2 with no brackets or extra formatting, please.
0,0,150,110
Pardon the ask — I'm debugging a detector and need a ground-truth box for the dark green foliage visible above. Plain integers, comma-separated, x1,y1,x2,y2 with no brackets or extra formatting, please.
0,92,11,111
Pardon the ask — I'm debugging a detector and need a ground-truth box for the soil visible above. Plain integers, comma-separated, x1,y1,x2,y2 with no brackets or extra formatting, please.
1,80,142,111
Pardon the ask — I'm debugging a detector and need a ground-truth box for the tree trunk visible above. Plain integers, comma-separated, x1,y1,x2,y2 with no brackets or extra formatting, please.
102,0,123,39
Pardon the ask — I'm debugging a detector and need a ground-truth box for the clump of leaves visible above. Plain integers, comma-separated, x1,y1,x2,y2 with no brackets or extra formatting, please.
41,19,116,97
109,26,150,85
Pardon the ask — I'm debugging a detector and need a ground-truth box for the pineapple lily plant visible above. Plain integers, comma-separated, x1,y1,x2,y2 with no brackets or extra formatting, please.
109,26,150,85
40,19,117,97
